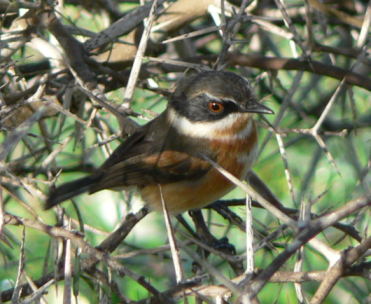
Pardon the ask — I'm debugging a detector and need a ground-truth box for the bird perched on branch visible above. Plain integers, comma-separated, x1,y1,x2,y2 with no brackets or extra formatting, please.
46,71,273,214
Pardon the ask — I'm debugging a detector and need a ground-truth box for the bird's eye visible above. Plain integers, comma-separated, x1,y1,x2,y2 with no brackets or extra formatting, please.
208,102,224,113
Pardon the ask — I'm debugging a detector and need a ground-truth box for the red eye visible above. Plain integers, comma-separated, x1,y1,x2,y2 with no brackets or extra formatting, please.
209,102,224,113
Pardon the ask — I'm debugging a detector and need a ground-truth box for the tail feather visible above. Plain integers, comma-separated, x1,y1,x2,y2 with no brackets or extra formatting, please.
45,176,98,210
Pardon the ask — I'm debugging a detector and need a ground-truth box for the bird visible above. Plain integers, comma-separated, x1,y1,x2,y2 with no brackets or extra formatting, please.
46,71,274,214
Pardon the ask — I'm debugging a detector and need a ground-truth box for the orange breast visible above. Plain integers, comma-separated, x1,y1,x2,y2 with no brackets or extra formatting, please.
139,123,258,214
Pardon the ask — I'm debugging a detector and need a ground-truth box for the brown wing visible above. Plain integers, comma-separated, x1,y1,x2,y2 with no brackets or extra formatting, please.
89,151,211,193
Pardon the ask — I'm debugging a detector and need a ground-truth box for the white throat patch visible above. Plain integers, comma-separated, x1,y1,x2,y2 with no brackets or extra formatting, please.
167,108,253,141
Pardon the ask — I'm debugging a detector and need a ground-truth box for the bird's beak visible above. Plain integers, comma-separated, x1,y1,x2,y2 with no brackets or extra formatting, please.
240,100,274,114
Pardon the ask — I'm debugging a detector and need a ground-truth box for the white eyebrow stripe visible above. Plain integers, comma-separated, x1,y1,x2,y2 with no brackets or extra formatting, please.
203,92,222,102
195,92,238,105
167,108,253,141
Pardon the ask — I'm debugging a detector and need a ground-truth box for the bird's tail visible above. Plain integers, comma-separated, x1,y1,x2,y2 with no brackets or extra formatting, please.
45,176,98,210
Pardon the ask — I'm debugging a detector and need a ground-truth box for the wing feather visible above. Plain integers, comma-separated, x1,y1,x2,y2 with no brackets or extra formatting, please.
89,151,210,193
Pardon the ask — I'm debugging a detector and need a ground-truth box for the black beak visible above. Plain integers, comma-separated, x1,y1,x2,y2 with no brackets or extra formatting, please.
240,100,274,114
